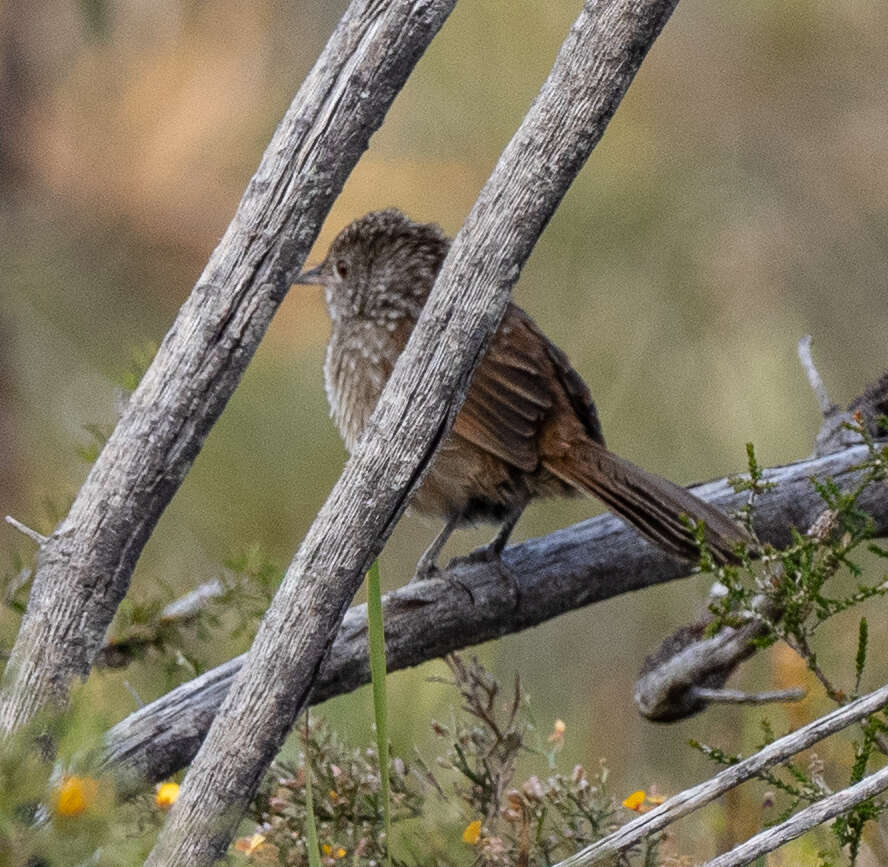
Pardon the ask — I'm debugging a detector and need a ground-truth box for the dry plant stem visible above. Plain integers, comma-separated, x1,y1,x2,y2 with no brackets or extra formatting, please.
553,680,888,865
0,0,458,736
101,441,888,791
145,2,681,863
706,762,888,866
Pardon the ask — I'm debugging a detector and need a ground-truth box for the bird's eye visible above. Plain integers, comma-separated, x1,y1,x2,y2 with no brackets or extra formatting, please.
335,259,349,279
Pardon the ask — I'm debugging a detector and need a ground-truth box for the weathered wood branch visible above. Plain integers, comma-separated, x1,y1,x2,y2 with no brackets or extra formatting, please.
0,0,457,735
707,764,888,866
145,1,681,862
553,680,888,865
101,440,887,793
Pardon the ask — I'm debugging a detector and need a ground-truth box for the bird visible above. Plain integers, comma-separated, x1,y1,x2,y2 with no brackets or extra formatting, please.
296,208,748,580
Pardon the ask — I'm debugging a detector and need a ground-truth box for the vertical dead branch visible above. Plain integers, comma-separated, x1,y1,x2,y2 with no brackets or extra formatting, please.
0,0,457,736
146,1,681,863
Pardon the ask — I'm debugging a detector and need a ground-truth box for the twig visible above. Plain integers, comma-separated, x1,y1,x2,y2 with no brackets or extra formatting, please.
634,362,888,721
691,687,806,705
158,578,226,623
4,567,32,605
797,335,836,416
4,515,47,546
706,762,888,866
94,578,227,669
797,335,862,457
551,680,888,865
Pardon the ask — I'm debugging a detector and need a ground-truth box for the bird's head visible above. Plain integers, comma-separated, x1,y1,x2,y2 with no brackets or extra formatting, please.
295,209,450,326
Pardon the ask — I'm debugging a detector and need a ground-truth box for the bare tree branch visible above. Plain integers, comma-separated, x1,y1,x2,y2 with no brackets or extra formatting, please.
552,680,888,865
101,444,887,794
0,0,458,736
145,1,682,862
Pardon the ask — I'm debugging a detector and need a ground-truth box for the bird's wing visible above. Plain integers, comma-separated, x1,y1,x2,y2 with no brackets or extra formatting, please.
452,304,557,472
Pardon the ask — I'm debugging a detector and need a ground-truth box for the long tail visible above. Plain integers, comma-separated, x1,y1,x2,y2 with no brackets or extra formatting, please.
544,442,750,564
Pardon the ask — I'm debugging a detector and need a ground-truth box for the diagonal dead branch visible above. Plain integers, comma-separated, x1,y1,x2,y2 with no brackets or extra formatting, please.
706,762,888,866
552,680,888,865
0,0,458,737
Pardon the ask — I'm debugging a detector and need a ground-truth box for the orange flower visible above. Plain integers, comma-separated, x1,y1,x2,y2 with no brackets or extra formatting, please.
547,718,567,743
155,781,180,809
462,819,483,845
55,775,99,817
621,789,646,812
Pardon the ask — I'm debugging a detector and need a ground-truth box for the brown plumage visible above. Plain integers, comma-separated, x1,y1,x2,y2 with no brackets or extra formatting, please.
297,209,749,578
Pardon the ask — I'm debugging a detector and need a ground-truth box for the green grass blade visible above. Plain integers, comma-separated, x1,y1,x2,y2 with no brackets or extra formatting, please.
367,559,393,867
303,714,322,867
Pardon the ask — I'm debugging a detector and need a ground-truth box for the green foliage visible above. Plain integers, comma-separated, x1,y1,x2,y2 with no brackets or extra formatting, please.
366,560,393,867
116,341,159,393
244,655,654,865
710,423,888,665
302,718,323,867
692,425,888,863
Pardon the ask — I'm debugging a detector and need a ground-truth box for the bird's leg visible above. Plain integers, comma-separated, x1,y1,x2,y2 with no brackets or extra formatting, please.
445,502,526,608
452,502,526,567
412,513,461,583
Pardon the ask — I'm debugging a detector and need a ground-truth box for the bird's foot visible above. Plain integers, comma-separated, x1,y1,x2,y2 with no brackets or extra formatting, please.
446,545,521,609
410,559,441,584
448,541,501,566
410,558,476,604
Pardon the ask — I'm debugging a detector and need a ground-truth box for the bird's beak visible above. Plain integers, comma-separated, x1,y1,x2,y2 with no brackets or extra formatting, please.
293,262,326,285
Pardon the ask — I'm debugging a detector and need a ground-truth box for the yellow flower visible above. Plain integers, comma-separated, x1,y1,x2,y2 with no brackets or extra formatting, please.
462,819,482,845
321,844,333,855
234,833,266,855
155,781,180,809
334,848,347,859
54,775,99,817
621,789,646,812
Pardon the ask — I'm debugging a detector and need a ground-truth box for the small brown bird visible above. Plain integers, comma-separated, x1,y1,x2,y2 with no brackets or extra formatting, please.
297,209,747,579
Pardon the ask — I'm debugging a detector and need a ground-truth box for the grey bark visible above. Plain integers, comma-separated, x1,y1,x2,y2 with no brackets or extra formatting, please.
553,680,888,865
145,1,681,863
706,763,888,866
101,440,887,792
0,0,457,735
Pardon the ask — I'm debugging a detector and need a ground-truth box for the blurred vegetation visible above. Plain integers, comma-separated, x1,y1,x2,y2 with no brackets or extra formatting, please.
1,0,887,862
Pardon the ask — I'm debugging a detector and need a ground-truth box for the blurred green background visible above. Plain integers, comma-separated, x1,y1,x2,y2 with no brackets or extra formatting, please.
2,0,887,862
